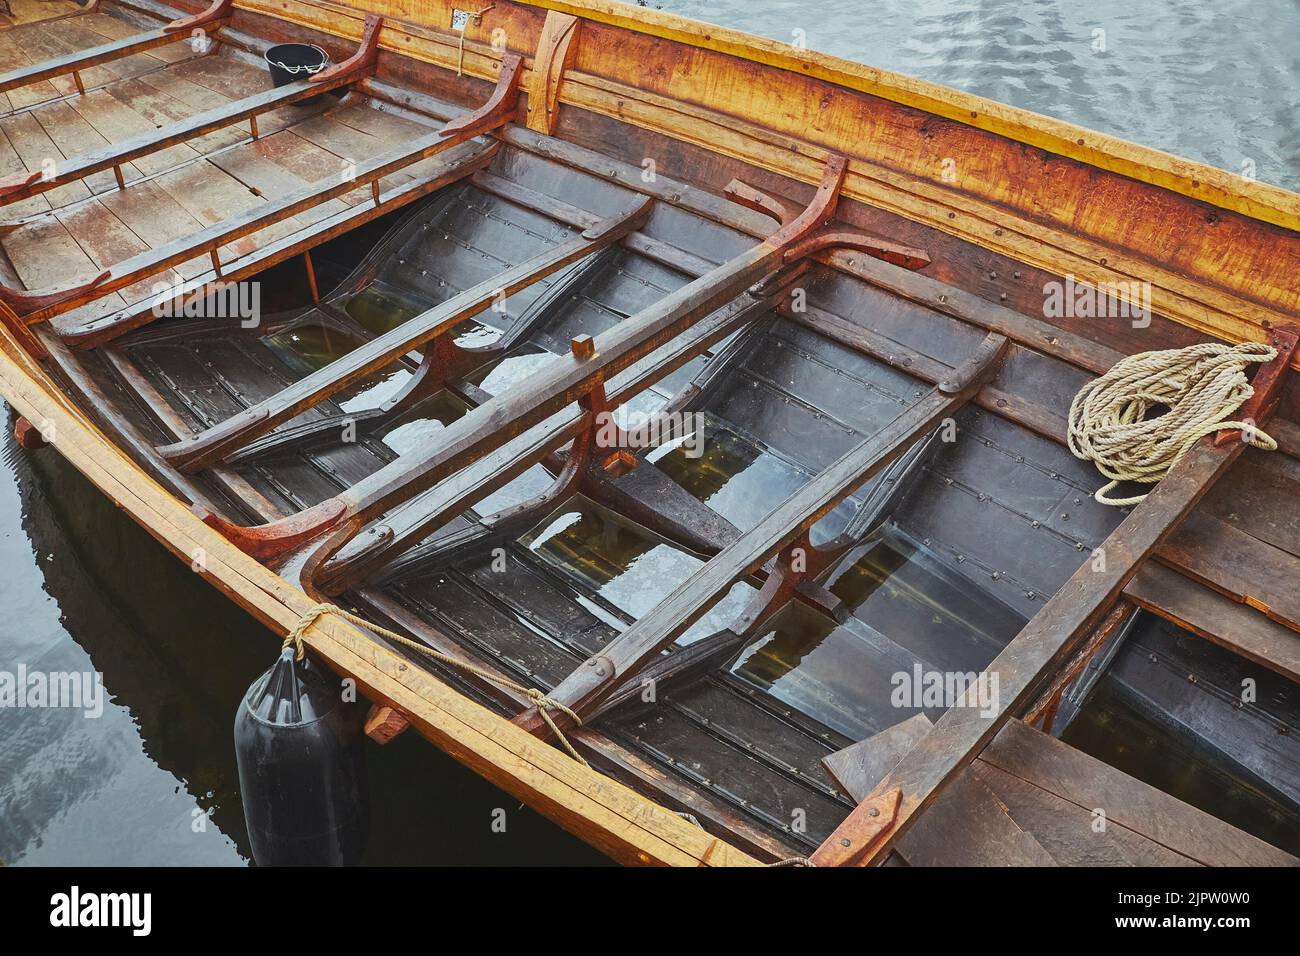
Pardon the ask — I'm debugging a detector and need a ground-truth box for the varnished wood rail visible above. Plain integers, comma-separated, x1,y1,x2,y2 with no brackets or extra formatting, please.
513,331,1009,734
0,0,233,97
158,197,654,472
827,324,1300,866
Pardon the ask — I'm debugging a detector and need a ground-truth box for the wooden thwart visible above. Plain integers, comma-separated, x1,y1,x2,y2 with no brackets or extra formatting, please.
0,27,385,208
0,56,526,323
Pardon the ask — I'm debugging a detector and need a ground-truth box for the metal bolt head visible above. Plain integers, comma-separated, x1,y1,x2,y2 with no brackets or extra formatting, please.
868,807,880,817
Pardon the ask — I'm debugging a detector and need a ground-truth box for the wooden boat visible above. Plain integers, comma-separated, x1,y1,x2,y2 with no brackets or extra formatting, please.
0,0,1296,867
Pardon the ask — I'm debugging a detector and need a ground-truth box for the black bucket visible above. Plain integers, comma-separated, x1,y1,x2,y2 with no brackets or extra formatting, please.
264,43,330,104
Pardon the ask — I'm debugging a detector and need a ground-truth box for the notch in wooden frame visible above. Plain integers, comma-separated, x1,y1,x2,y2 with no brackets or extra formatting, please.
163,0,234,34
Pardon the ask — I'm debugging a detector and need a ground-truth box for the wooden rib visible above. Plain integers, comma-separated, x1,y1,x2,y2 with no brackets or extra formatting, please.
847,334,1299,866
158,197,653,472
198,155,856,560
525,11,579,135
0,0,231,96
513,331,1009,734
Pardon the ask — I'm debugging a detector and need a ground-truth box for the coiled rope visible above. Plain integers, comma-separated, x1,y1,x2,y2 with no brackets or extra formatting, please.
284,602,588,766
1067,341,1277,506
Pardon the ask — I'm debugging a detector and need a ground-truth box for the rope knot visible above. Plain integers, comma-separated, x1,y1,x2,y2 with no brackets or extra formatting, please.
283,601,335,660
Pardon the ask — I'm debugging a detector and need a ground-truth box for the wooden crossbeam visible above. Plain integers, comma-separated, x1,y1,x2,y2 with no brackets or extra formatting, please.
309,278,796,593
158,197,653,472
827,324,1300,866
0,0,233,97
0,56,526,323
61,147,494,351
0,33,380,208
513,331,1009,734
194,155,861,561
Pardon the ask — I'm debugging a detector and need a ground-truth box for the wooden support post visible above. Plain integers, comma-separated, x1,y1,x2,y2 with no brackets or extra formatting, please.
249,115,259,140
209,248,221,278
514,331,1008,735
112,164,125,190
526,11,580,135
832,325,1300,866
302,250,319,303
71,70,85,96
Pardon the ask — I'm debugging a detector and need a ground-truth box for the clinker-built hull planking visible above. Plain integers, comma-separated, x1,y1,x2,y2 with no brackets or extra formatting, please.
0,0,1296,865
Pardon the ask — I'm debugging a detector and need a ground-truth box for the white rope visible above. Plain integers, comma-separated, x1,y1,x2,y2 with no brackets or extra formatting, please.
1067,341,1277,506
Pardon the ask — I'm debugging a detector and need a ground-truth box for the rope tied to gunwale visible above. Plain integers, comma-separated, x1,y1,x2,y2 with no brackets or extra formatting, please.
1067,340,1278,507
284,602,589,767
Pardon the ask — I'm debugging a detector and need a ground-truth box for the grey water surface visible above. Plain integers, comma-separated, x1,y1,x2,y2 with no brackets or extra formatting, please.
1,0,1296,865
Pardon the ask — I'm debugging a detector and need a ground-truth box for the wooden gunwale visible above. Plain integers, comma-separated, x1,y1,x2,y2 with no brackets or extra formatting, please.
0,319,759,867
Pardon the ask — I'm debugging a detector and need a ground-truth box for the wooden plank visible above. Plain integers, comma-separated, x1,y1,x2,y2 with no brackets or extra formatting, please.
1156,510,1300,632
1126,561,1300,681
0,21,209,96
519,332,1008,731
0,72,362,206
159,198,653,471
980,719,1296,866
0,109,90,208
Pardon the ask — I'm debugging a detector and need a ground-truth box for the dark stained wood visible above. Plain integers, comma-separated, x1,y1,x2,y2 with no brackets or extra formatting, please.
514,331,1008,734
981,719,1297,866
311,278,795,593
823,713,933,798
853,435,1288,864
1023,601,1136,732
1155,510,1300,635
1125,561,1300,681
199,155,863,559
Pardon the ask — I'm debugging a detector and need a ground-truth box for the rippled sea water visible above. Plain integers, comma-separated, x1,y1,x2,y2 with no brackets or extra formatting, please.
1,1,1296,865
654,0,1300,190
